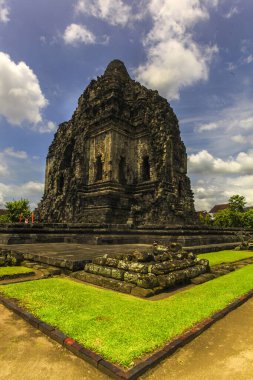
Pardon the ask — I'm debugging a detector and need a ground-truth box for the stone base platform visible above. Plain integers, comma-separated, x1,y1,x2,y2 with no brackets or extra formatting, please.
0,242,240,271
0,223,248,247
0,243,150,271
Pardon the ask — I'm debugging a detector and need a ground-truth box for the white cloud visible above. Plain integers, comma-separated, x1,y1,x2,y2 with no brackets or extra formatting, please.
75,0,132,26
0,0,9,23
193,175,253,211
244,55,253,64
135,0,219,99
224,6,239,19
227,62,237,72
0,181,44,209
36,121,57,134
63,23,96,45
188,150,253,175
0,162,7,176
237,117,253,130
195,122,218,133
4,147,28,159
0,52,48,125
231,135,247,144
0,147,45,209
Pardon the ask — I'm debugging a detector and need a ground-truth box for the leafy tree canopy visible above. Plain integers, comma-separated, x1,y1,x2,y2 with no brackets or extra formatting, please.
228,195,246,212
212,194,253,228
5,199,31,222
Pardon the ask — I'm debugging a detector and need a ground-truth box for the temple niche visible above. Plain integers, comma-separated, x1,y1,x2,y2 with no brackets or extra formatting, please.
38,60,195,225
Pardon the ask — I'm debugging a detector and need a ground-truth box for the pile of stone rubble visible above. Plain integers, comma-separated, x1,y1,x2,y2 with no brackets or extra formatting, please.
72,242,209,297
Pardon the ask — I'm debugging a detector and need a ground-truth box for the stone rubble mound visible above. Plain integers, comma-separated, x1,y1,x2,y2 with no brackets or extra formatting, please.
72,242,209,297
0,248,23,267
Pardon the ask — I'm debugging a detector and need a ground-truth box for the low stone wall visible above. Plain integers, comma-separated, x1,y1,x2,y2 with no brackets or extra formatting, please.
0,223,250,246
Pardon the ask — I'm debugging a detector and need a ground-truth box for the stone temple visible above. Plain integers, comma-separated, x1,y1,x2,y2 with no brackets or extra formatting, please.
39,60,195,225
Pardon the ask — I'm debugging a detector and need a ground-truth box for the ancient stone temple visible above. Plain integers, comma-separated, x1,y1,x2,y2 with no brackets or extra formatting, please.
39,60,195,225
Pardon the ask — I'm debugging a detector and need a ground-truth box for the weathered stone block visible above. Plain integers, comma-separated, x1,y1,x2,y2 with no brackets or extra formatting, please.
123,254,133,262
104,257,119,267
131,287,154,298
124,271,139,284
127,262,148,274
197,259,209,267
132,250,153,262
154,253,172,262
111,268,124,280
98,266,112,278
85,263,105,276
93,257,107,266
136,273,159,289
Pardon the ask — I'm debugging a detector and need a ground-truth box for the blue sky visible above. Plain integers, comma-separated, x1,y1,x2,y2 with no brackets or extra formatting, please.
0,0,253,211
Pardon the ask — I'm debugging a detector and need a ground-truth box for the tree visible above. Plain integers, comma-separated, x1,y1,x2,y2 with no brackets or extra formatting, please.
228,195,246,212
213,194,246,228
198,212,213,226
241,210,253,229
0,214,10,223
5,199,31,222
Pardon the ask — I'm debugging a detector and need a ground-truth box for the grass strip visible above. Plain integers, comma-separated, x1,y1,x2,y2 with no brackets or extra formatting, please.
0,266,34,277
1,265,253,367
197,250,253,266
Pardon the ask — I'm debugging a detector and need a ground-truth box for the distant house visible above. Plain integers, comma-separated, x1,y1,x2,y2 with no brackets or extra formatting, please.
0,209,8,216
209,204,229,214
209,204,253,214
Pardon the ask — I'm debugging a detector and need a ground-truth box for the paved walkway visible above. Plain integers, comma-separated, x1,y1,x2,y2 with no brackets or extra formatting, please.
0,242,149,261
1,298,253,380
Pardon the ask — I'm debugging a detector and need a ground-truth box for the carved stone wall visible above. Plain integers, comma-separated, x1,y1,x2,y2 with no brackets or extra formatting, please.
39,60,195,225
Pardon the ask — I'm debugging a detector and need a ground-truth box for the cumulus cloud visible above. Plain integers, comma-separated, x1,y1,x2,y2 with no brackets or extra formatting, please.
188,150,253,175
135,0,219,99
0,162,7,176
75,0,132,26
224,6,239,19
0,52,48,125
231,135,247,144
193,175,253,211
243,55,253,64
0,147,44,208
36,121,57,134
0,0,9,23
4,147,28,159
195,122,219,133
63,23,96,45
0,181,44,209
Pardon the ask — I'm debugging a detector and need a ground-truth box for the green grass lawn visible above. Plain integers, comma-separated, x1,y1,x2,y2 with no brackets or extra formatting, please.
197,250,253,266
1,264,253,367
0,266,34,277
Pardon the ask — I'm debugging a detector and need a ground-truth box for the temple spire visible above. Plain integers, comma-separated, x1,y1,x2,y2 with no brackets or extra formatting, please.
104,59,130,80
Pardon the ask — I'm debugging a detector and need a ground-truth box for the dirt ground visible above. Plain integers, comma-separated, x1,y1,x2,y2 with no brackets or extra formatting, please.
1,298,253,380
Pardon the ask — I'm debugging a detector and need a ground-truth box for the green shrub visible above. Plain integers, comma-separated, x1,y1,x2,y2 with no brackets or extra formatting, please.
5,199,31,222
0,214,10,223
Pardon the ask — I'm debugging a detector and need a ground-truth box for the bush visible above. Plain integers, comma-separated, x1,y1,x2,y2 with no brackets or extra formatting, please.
241,210,253,229
5,199,31,222
213,209,240,228
0,214,10,223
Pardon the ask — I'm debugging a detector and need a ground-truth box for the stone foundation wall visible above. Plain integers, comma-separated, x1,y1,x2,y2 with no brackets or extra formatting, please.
0,224,249,247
